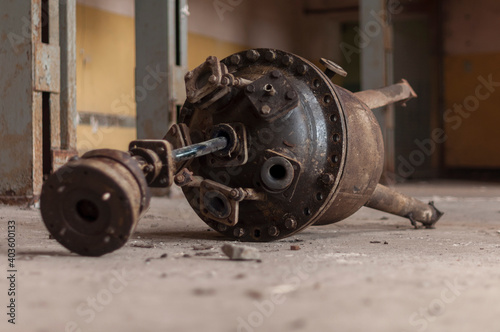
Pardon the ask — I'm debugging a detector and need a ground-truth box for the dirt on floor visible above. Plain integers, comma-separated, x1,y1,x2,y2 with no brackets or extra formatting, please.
1,180,500,332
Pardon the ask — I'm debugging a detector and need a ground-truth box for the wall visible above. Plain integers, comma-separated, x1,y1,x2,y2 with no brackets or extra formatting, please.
443,0,500,168
74,0,344,153
76,2,136,152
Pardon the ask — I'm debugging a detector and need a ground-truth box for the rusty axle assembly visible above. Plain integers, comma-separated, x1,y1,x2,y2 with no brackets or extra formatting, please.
40,48,443,256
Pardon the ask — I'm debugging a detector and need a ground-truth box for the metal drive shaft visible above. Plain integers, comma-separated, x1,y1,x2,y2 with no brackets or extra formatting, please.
173,137,228,162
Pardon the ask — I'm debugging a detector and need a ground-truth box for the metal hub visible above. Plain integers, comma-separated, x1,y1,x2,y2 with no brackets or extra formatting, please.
179,49,347,241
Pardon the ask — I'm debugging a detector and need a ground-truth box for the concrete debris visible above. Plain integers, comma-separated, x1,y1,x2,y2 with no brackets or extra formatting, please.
271,283,298,295
129,241,155,249
221,244,260,260
290,245,301,250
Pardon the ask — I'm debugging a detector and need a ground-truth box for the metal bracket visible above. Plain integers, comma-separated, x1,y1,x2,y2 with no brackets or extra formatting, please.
163,123,192,173
185,56,228,104
244,71,299,122
319,58,347,79
205,122,248,167
262,150,302,201
199,180,240,226
128,140,174,188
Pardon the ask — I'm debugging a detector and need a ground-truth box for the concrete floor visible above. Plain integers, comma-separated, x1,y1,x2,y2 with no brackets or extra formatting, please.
1,180,500,332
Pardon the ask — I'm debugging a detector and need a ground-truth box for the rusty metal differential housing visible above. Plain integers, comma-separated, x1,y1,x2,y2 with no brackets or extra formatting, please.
179,49,384,241
40,48,442,256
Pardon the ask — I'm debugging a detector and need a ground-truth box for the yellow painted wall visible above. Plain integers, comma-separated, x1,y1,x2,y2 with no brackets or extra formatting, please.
76,4,136,117
76,4,248,153
188,33,247,70
76,4,136,152
444,53,500,168
76,125,136,153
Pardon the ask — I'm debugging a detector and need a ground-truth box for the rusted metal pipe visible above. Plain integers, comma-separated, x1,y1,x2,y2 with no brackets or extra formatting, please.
173,137,228,162
354,79,417,109
365,184,443,228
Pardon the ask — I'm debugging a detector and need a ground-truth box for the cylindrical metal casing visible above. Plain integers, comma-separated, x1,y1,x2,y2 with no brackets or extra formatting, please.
40,150,150,256
314,87,384,225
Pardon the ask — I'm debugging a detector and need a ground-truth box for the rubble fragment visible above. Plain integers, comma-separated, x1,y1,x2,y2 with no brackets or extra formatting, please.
221,244,260,260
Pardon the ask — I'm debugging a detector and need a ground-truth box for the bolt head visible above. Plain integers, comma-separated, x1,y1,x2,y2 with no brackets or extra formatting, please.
284,217,297,230
260,105,271,115
229,189,240,199
233,228,245,237
230,54,241,65
185,71,194,80
286,90,297,100
282,55,293,66
208,75,218,84
320,173,335,185
297,64,308,75
206,56,217,64
245,85,255,93
270,70,282,79
265,50,276,62
268,226,279,237
174,174,185,184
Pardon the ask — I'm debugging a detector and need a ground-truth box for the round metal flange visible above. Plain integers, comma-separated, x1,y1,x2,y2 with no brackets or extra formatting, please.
179,48,348,242
40,153,145,256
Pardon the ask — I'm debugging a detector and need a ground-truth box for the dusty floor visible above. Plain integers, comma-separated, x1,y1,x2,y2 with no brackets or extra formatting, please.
1,180,500,332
